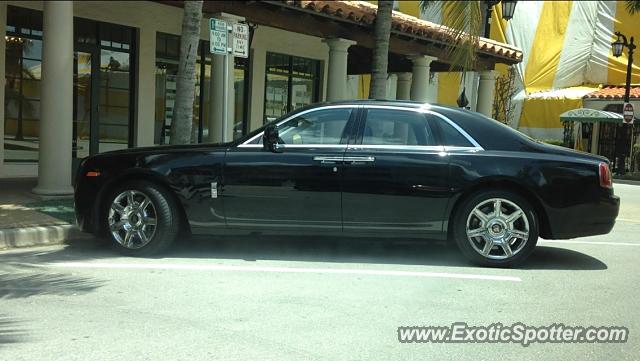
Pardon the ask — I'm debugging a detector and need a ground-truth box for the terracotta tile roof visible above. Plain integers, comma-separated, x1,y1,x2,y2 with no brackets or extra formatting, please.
583,86,640,100
285,0,523,62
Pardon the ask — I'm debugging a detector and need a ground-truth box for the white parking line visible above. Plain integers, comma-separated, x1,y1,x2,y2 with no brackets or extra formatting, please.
540,240,640,247
49,262,521,282
617,218,640,224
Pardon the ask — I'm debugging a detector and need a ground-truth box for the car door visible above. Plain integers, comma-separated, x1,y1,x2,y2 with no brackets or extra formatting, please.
222,105,357,231
341,106,452,238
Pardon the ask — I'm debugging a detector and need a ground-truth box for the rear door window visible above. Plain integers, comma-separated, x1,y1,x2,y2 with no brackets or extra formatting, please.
361,108,437,146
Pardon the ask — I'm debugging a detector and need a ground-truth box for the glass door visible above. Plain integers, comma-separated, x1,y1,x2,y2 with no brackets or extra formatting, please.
73,50,95,160
99,48,131,153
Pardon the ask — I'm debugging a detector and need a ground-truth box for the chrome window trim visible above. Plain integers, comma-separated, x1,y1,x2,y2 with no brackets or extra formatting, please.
347,144,445,152
238,144,347,149
426,111,484,150
239,105,356,147
239,103,484,152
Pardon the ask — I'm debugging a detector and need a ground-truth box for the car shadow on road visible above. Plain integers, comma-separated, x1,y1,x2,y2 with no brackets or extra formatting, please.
175,236,607,271
0,235,607,271
0,315,26,348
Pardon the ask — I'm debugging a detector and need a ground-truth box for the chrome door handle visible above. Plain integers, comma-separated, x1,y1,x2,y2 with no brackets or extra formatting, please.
343,156,375,164
313,156,344,164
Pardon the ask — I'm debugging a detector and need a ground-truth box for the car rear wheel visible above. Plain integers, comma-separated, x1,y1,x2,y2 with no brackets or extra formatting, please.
452,190,538,267
105,181,180,256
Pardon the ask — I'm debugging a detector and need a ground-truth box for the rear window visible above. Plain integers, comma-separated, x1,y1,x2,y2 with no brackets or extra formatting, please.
434,117,474,147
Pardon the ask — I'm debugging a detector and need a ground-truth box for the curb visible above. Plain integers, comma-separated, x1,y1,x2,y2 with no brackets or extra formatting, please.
0,224,94,250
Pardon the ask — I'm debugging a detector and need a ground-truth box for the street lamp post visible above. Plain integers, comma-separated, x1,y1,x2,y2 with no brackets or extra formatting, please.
611,31,636,103
483,0,518,38
611,32,636,175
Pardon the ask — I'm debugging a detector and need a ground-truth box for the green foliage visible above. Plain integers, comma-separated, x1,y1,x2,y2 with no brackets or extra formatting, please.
419,0,482,72
626,0,640,14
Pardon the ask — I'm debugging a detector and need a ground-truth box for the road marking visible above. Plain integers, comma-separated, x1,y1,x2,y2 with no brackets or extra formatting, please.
49,262,521,282
617,218,640,224
540,240,640,247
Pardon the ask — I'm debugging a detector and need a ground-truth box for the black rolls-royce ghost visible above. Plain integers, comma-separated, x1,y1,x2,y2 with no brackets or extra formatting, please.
74,100,619,267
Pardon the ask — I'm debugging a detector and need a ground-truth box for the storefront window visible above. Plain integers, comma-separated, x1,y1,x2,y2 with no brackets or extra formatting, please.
155,33,248,144
4,6,136,162
4,6,43,162
264,52,320,122
155,33,207,144
234,57,249,139
99,48,131,153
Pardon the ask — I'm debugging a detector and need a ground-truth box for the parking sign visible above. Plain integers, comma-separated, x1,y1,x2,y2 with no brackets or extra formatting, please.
210,18,228,54
232,23,250,58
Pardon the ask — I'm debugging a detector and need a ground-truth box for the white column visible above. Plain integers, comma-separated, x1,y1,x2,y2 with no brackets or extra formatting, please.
33,1,73,195
0,2,6,175
396,72,412,100
322,38,356,101
135,26,156,147
410,55,436,102
476,70,496,117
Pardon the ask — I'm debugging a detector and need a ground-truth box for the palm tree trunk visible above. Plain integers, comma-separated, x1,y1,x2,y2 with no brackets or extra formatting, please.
170,0,203,145
369,0,393,99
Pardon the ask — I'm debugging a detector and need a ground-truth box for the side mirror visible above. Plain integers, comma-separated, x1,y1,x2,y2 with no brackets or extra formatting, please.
263,125,283,153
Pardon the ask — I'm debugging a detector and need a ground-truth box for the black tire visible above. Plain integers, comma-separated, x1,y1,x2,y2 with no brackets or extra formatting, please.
103,180,181,256
451,190,538,267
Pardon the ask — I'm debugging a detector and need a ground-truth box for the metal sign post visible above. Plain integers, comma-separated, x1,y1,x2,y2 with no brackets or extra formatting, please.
210,18,249,143
210,18,230,142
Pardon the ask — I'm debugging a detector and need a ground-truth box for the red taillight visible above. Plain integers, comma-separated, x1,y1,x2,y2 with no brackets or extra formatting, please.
599,162,612,189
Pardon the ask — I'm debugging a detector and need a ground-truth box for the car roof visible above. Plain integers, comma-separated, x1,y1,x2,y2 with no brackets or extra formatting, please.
315,100,540,152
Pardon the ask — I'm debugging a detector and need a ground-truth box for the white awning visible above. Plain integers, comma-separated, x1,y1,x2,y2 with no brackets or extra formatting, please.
560,108,626,123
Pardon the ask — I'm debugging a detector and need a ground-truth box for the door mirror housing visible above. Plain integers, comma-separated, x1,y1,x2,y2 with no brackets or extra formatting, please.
263,125,283,153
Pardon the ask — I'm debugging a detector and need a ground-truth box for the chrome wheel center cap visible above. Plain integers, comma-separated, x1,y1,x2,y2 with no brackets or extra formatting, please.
487,219,507,238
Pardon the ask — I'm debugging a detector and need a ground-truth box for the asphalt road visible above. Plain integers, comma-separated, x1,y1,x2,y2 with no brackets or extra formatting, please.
1,184,639,360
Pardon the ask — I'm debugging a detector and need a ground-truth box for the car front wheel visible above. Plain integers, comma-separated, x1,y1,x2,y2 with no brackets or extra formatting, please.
452,190,538,267
105,181,180,256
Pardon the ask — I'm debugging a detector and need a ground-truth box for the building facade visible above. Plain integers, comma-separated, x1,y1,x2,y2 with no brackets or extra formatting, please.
0,1,521,193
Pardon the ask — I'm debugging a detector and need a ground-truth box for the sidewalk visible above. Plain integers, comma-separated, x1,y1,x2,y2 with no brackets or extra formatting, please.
0,178,93,250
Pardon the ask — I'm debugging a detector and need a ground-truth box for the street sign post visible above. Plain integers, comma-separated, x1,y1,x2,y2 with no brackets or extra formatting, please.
623,102,634,124
232,23,250,58
209,19,249,142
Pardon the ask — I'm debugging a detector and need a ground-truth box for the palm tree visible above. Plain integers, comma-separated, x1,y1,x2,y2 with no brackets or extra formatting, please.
626,0,640,14
369,0,393,99
419,1,482,73
170,0,203,145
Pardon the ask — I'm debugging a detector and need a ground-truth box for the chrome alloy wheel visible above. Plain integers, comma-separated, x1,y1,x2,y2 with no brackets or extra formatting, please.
108,190,158,249
465,198,530,260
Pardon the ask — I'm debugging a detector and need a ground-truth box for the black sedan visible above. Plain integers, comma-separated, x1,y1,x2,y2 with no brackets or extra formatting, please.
74,100,620,267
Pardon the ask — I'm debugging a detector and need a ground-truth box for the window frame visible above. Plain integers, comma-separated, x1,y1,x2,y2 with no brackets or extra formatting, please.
263,52,322,123
240,105,358,148
358,108,438,147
